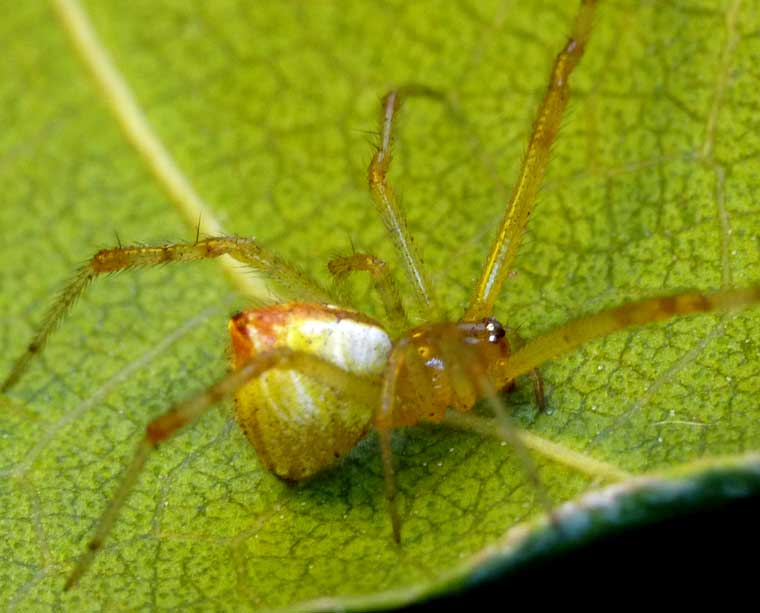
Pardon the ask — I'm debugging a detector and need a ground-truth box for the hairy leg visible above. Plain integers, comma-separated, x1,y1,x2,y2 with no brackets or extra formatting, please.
328,253,408,331
368,86,446,317
2,236,334,392
500,286,760,385
507,328,546,410
64,348,376,590
374,341,409,543
442,411,630,483
437,337,553,514
464,0,598,320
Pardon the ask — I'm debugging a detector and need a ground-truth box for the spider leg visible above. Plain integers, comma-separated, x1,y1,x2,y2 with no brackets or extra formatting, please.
507,328,546,410
2,236,334,392
438,338,553,515
464,0,598,320
328,253,408,331
374,341,409,543
469,372,553,515
528,369,546,411
63,347,375,590
369,87,445,317
499,286,760,385
442,411,630,483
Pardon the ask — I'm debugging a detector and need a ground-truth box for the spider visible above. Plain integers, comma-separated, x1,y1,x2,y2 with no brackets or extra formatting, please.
3,0,759,593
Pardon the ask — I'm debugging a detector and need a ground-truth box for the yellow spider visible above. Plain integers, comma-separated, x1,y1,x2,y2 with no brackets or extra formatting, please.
3,0,758,593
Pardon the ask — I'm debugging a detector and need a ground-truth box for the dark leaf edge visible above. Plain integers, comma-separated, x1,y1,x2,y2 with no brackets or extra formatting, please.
277,452,760,612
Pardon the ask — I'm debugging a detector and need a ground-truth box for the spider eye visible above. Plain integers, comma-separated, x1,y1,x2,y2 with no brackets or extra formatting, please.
484,318,506,343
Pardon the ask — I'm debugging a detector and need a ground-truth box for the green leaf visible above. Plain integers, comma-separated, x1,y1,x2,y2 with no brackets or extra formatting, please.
1,0,759,610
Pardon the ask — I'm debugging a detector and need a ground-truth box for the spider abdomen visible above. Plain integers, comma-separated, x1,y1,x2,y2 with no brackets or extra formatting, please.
229,303,390,481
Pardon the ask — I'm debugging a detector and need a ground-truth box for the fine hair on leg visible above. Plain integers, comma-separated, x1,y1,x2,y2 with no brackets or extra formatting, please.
2,236,335,392
465,0,598,320
374,342,409,543
328,253,408,331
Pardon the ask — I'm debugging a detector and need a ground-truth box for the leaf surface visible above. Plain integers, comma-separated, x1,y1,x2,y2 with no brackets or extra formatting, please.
1,1,759,610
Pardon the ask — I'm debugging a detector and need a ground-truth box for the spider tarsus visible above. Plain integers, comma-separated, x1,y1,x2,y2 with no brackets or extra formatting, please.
1,375,16,394
531,368,546,411
64,543,98,592
194,213,202,245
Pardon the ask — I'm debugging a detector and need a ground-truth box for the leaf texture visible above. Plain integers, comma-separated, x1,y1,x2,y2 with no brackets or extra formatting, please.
1,1,759,610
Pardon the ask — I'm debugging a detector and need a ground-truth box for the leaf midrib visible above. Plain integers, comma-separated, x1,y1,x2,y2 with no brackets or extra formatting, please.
53,0,267,300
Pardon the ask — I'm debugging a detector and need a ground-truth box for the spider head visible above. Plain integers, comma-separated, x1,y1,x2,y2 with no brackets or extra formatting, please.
483,318,506,343
456,317,509,351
